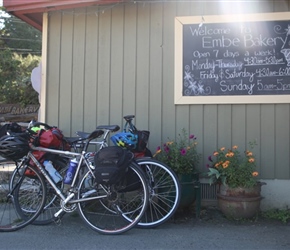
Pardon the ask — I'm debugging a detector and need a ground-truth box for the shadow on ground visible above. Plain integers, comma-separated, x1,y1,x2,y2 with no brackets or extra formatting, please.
171,205,290,226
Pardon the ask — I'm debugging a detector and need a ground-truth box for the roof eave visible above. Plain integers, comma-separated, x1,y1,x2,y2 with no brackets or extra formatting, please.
3,0,128,30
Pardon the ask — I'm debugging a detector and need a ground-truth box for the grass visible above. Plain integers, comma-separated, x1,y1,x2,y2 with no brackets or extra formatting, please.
261,208,290,224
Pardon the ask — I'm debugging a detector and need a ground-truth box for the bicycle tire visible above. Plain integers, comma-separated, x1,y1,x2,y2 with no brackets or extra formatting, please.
10,157,69,225
0,160,46,232
77,161,149,235
135,158,181,228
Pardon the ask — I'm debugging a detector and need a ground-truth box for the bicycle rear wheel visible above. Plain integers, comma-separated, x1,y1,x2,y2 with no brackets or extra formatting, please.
135,158,181,228
0,159,46,231
77,162,149,235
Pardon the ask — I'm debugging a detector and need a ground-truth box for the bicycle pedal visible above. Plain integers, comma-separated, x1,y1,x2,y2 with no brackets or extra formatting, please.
53,217,62,226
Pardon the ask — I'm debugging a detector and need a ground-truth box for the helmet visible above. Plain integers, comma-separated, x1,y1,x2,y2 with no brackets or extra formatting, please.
31,126,41,133
0,135,30,160
110,132,138,149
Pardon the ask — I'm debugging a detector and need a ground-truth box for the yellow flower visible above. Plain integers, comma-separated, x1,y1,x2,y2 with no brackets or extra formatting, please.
252,171,259,177
166,141,173,145
248,158,255,163
232,145,238,149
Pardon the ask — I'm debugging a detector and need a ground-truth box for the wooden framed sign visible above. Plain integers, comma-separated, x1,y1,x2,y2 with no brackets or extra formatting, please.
175,12,290,104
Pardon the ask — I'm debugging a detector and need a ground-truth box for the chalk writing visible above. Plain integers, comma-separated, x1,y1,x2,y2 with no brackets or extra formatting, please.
183,20,290,96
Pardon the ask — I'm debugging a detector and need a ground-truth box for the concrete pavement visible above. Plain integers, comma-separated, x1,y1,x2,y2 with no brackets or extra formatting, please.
0,208,290,250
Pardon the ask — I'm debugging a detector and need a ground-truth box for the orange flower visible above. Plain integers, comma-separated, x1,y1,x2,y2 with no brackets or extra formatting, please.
215,161,223,167
246,151,253,156
213,151,219,156
166,141,173,145
225,152,234,157
252,171,259,177
222,161,230,168
232,145,238,149
248,158,255,163
153,149,162,157
220,147,225,151
225,151,235,157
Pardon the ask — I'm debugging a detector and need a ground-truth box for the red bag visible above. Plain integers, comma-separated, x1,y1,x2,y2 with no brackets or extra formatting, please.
26,151,46,176
34,128,66,149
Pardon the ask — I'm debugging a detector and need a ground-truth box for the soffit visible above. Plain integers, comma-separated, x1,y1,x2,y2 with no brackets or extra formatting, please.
3,0,129,31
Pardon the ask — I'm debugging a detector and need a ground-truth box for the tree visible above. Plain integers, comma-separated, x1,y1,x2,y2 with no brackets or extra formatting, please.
0,7,41,105
1,7,42,55
0,52,40,105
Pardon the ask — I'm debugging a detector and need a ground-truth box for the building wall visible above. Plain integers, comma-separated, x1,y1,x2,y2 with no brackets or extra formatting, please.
44,1,290,208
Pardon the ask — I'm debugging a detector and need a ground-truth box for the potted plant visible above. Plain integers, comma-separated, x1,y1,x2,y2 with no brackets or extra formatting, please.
154,128,201,209
207,141,265,219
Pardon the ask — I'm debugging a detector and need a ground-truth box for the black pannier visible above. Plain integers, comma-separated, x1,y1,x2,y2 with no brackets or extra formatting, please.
94,146,133,184
134,130,150,153
0,122,22,138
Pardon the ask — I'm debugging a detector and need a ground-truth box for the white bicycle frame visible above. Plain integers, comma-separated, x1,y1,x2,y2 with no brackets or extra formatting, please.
28,145,106,218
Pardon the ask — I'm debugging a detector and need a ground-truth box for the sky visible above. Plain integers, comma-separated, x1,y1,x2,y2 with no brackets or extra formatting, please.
0,0,8,29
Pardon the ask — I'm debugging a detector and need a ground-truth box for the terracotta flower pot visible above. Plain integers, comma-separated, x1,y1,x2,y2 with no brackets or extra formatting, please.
217,182,265,219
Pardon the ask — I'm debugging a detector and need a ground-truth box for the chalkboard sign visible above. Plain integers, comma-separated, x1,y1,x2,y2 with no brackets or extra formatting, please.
175,13,290,104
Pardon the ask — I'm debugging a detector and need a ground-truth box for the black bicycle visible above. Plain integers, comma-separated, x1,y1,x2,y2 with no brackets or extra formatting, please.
109,115,181,228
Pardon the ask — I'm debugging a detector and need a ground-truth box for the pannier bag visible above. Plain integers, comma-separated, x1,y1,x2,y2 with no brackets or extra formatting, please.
33,127,69,150
94,146,133,184
0,122,23,138
133,130,150,152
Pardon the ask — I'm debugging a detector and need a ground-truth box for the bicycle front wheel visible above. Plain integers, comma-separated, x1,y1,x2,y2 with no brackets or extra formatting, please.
10,157,67,225
77,162,149,235
135,158,181,228
0,159,46,232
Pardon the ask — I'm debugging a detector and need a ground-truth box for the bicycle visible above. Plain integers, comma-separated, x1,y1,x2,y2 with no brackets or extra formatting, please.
8,122,83,226
7,122,119,226
112,115,181,228
8,116,181,229
0,134,46,232
0,128,149,234
75,117,181,228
